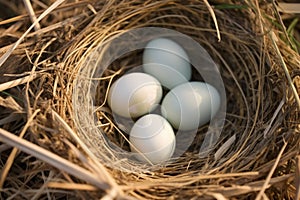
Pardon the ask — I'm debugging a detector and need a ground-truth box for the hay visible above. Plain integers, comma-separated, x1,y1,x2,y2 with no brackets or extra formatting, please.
0,0,300,199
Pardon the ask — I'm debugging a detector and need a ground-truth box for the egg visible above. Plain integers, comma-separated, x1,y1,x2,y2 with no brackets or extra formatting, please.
143,38,192,89
108,73,162,118
129,114,176,164
161,82,220,131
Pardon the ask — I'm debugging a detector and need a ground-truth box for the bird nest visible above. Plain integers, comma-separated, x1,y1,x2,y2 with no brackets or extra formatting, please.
0,0,300,199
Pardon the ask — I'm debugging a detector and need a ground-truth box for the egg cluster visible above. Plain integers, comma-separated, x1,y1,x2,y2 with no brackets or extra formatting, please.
107,38,221,164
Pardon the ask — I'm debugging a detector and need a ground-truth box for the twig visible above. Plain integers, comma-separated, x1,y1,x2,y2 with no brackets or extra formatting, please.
0,127,110,191
0,73,38,92
23,0,41,31
263,97,285,138
46,182,97,191
0,109,40,188
203,0,221,42
277,3,300,14
0,0,65,68
255,141,287,200
0,1,89,26
0,96,23,111
269,31,300,109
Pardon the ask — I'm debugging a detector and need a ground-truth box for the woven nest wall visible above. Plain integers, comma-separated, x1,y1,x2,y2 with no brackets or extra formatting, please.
0,0,300,199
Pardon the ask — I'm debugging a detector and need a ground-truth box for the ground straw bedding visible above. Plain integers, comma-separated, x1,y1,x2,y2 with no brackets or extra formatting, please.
0,0,300,199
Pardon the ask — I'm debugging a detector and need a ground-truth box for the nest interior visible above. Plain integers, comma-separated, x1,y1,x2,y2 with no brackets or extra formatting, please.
0,0,300,199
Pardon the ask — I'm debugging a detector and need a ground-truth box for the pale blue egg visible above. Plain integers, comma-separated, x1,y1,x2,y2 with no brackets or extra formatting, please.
143,38,192,89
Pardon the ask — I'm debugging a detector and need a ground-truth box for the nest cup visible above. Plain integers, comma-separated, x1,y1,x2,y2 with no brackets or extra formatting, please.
73,27,227,170
70,1,299,198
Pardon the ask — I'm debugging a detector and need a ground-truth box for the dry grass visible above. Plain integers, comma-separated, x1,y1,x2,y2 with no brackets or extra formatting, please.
0,0,299,199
